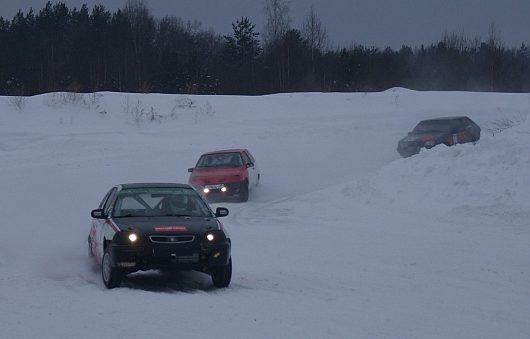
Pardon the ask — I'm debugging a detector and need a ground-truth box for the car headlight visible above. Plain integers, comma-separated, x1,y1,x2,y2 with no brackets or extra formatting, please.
203,188,210,193
113,231,141,245
204,231,227,243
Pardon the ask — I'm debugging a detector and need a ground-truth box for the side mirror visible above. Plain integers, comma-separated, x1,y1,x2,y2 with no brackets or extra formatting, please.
188,168,194,173
215,207,229,218
246,162,254,168
91,208,107,219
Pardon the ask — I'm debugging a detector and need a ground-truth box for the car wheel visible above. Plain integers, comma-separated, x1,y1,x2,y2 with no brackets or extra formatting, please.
102,245,122,289
211,257,232,288
88,237,93,257
239,181,249,202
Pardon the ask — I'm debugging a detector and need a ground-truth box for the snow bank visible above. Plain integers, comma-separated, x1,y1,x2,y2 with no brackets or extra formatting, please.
372,117,530,222
1,90,530,339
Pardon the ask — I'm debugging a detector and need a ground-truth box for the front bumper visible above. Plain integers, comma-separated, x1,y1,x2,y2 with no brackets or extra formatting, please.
397,142,422,157
194,180,245,198
109,239,231,273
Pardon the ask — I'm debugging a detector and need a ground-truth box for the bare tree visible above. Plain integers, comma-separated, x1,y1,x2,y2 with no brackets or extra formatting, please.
487,23,503,49
487,23,504,90
302,5,327,74
124,0,156,91
263,0,290,47
441,31,468,52
262,0,291,90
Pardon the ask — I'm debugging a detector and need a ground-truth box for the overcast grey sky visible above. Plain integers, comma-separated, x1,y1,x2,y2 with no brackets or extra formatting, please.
1,0,530,49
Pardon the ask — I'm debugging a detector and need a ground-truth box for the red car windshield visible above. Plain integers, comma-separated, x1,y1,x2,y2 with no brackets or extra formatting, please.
196,153,243,168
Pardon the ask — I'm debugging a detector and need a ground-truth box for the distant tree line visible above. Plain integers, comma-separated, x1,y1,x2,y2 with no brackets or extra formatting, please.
0,0,529,96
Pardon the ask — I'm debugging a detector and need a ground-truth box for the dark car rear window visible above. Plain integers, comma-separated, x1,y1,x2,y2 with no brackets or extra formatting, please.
412,120,458,133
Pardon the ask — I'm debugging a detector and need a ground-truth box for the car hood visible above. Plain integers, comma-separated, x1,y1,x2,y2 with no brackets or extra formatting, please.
400,132,448,143
189,167,244,184
112,217,219,235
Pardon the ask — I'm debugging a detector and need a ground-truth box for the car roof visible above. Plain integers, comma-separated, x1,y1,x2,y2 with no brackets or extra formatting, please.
118,183,192,189
201,149,247,155
420,116,468,122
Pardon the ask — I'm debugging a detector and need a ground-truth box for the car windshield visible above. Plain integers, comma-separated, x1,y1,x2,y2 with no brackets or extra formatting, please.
412,120,455,133
112,187,212,218
196,152,243,168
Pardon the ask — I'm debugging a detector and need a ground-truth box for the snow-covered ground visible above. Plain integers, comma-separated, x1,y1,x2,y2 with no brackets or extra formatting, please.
1,89,529,338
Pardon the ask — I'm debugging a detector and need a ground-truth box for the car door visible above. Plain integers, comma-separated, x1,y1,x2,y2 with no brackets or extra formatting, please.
95,187,118,261
90,188,112,261
449,119,466,144
244,150,259,188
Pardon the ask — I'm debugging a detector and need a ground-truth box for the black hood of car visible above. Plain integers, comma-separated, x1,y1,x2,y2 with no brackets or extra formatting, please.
111,216,219,235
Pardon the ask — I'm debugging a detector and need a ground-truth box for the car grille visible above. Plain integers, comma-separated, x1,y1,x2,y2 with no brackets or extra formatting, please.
399,141,422,151
149,235,195,243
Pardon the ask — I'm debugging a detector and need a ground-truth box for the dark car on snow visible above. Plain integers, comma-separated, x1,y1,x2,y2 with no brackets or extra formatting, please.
88,183,232,289
397,116,481,157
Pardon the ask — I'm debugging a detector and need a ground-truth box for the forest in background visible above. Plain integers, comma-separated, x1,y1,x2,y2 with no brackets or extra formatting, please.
0,0,529,96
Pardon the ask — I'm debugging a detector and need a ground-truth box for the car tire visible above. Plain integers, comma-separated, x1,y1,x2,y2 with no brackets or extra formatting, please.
102,245,122,289
239,181,249,202
211,257,232,288
88,237,93,257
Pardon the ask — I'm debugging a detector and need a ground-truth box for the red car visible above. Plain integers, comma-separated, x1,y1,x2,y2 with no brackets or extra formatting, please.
188,149,260,202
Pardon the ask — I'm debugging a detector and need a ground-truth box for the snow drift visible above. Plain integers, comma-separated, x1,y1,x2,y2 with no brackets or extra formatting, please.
0,89,529,338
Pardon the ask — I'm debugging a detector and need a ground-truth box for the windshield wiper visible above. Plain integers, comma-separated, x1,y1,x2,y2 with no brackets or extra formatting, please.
114,214,143,218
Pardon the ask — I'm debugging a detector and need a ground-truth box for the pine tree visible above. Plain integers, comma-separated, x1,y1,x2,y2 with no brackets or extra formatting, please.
223,17,261,93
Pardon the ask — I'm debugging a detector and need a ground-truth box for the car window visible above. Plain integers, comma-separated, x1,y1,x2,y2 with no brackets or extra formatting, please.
412,120,453,133
246,151,256,163
103,188,118,215
451,119,465,131
98,188,113,209
196,153,243,168
112,187,212,217
118,196,145,210
462,117,474,127
241,152,250,164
